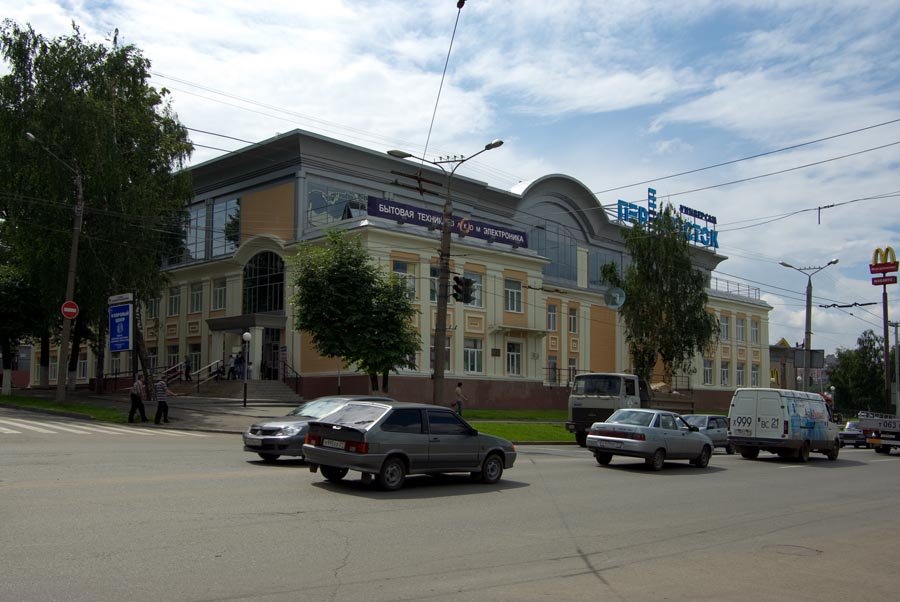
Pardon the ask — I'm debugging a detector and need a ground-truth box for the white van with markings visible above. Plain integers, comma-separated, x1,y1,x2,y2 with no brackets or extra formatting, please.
727,388,840,462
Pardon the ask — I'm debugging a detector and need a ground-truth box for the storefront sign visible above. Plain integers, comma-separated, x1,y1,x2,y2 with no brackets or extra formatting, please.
108,303,133,352
870,246,898,275
367,196,528,248
616,188,719,249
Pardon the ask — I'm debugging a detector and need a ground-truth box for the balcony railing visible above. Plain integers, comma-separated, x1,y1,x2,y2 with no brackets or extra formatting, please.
709,276,760,300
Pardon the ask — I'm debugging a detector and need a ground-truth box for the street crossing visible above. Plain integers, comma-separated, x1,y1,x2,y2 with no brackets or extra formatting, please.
0,416,208,437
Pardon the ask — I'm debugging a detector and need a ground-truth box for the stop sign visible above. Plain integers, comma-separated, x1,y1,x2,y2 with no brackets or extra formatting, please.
61,300,79,320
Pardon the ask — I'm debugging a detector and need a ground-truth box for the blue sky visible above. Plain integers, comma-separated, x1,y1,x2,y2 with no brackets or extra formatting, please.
7,0,900,355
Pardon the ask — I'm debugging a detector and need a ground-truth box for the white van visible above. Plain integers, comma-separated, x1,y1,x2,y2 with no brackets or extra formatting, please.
727,388,840,462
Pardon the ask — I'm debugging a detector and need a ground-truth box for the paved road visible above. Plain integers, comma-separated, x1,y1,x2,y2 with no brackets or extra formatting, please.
3,407,899,602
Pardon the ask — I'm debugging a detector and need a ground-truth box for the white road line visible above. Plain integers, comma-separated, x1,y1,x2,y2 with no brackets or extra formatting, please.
80,424,159,436
0,419,56,434
0,425,21,434
23,420,96,434
871,459,894,462
777,465,806,469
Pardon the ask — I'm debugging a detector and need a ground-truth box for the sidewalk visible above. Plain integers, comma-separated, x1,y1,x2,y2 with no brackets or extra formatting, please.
1,387,296,434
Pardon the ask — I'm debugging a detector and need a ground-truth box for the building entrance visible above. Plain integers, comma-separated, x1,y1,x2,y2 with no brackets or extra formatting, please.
261,327,281,380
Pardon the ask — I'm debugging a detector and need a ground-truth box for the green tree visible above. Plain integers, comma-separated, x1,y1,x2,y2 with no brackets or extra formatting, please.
0,21,193,384
290,230,420,392
0,264,43,395
828,330,885,413
601,204,718,384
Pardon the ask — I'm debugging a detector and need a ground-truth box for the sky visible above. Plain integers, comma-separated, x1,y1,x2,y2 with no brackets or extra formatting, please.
5,0,900,356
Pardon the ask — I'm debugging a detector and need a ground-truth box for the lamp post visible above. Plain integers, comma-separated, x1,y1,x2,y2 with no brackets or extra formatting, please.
242,331,251,408
26,132,85,402
387,139,503,406
780,258,839,391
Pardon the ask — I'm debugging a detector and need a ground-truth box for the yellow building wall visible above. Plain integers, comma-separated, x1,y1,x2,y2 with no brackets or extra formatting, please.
241,181,295,242
589,305,617,372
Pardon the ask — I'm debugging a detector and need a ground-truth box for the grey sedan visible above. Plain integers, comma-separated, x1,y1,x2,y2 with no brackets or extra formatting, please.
586,408,714,470
302,400,517,490
681,414,734,454
242,395,394,462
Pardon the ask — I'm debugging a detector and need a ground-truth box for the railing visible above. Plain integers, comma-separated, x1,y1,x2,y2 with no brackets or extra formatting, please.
281,359,303,395
163,362,183,384
194,359,223,392
709,276,761,300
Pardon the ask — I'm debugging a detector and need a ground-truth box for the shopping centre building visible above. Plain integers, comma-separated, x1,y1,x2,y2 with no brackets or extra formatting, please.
24,129,771,410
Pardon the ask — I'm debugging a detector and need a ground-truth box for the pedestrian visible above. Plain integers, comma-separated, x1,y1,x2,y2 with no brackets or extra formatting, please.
454,381,468,416
154,376,177,425
226,354,235,380
184,354,192,381
235,351,244,379
128,374,148,423
246,361,253,381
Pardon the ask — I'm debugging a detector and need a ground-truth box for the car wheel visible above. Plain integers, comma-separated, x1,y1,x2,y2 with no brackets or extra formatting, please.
693,445,712,468
826,440,840,461
646,449,666,471
798,441,810,463
320,465,349,482
594,452,613,466
479,453,504,484
879,445,892,455
257,453,280,463
739,447,760,459
725,442,735,455
575,432,587,447
376,457,407,491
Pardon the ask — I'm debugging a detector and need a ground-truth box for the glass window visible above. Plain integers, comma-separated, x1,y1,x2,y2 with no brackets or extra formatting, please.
463,338,483,373
547,304,557,331
185,204,207,261
146,297,160,320
568,307,578,334
736,362,745,387
750,320,760,344
110,352,121,376
147,347,158,370
504,279,522,313
167,287,181,317
77,352,88,379
49,356,58,381
189,343,202,375
380,409,423,434
529,221,577,284
427,410,469,435
703,359,713,385
211,198,240,257
167,345,180,369
547,354,558,384
322,403,390,428
189,283,203,314
659,414,678,430
243,252,284,314
719,315,730,341
506,341,522,375
720,361,730,386
567,357,577,383
751,364,760,386
429,265,439,303
306,179,368,229
212,278,226,311
736,318,745,342
392,260,416,300
463,271,483,308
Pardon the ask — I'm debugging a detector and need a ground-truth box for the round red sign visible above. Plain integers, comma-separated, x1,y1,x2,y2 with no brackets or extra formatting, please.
61,300,79,320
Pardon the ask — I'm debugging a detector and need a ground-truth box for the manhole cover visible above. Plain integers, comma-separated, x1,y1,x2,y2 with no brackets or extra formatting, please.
764,545,822,557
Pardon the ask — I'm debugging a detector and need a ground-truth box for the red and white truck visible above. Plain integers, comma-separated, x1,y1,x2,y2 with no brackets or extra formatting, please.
857,411,900,454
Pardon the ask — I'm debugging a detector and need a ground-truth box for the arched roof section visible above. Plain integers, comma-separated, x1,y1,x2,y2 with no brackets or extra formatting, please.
513,174,617,245
233,233,289,266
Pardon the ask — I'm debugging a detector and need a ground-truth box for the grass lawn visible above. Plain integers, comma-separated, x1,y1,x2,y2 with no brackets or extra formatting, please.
470,421,572,443
0,395,127,423
464,409,567,422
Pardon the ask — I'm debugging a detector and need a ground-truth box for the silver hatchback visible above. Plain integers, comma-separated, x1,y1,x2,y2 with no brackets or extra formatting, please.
681,414,734,454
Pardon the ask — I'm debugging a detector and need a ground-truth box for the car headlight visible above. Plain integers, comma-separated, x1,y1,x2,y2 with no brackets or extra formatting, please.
276,426,302,436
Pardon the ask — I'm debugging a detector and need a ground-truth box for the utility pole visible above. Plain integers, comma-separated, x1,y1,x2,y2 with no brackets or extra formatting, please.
891,321,899,418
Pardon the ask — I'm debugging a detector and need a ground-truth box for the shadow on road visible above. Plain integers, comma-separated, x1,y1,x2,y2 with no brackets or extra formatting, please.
308,473,530,498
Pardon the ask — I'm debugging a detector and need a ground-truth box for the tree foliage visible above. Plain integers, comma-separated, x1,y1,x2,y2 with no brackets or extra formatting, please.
0,263,43,395
828,329,886,412
601,204,718,384
290,230,420,391
0,21,193,376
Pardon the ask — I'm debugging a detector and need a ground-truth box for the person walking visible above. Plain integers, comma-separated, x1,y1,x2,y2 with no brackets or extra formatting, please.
454,382,468,416
128,374,148,423
154,376,177,425
226,354,235,380
183,354,192,381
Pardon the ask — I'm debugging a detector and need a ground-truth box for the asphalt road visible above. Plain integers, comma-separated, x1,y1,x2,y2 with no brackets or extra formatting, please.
3,406,899,602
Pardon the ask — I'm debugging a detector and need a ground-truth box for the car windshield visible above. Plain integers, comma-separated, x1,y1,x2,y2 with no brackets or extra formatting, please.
608,410,654,426
844,421,859,430
572,375,621,396
316,403,389,429
682,415,705,427
287,399,346,419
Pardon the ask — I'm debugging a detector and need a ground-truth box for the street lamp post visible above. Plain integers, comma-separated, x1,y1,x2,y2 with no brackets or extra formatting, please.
387,140,503,406
242,331,251,408
780,258,839,391
26,132,85,402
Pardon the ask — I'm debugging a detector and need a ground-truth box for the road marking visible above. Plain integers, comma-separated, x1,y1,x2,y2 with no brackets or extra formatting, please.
778,465,806,469
0,418,56,433
0,425,20,434
871,459,893,462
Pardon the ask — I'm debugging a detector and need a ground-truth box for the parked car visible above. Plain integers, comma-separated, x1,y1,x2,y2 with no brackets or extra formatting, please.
302,400,517,490
839,421,869,448
586,408,714,471
242,396,395,462
681,414,734,454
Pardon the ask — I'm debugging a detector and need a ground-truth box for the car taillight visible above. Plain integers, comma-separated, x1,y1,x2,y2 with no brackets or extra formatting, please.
305,433,321,445
346,442,368,454
630,433,646,441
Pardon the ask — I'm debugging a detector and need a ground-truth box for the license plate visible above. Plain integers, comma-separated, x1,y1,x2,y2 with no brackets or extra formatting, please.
600,440,623,449
322,438,346,449
245,439,262,447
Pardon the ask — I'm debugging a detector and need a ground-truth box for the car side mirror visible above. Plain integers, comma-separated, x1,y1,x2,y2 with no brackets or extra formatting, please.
689,425,699,432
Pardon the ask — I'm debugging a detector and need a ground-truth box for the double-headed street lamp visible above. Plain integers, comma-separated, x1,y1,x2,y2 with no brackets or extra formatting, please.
780,258,839,390
26,132,85,402
387,139,503,406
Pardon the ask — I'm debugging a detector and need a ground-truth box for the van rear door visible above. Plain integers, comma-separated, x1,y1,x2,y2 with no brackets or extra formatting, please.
729,390,757,438
757,390,785,439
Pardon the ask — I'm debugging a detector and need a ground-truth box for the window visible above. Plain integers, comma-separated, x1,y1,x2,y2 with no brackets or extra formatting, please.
429,336,451,370
504,279,522,312
167,287,181,317
736,318,745,342
568,307,578,334
547,355,558,384
77,352,88,379
659,414,678,430
110,352,121,376
243,252,284,314
211,197,240,256
463,338,483,373
703,359,713,385
146,297,160,320
751,364,760,386
427,410,469,435
463,271,483,307
720,361,730,386
167,345,180,369
189,283,203,314
189,343,202,375
380,409,423,434
185,204,207,261
750,320,760,344
429,265,439,303
506,341,522,375
49,356,58,381
736,362,745,387
719,315,730,341
306,179,368,228
212,278,226,311
392,260,416,300
547,304,557,331
147,347,158,370
568,357,577,383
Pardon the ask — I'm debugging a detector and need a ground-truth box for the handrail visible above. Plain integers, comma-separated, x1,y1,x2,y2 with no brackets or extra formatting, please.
194,359,223,392
163,362,182,384
280,359,302,395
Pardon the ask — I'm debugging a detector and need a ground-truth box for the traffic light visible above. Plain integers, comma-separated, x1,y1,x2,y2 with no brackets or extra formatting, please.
452,276,465,302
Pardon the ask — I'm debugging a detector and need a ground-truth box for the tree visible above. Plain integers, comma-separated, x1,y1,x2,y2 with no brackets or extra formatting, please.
290,230,420,391
0,264,43,395
0,21,193,386
601,204,718,384
828,330,885,413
